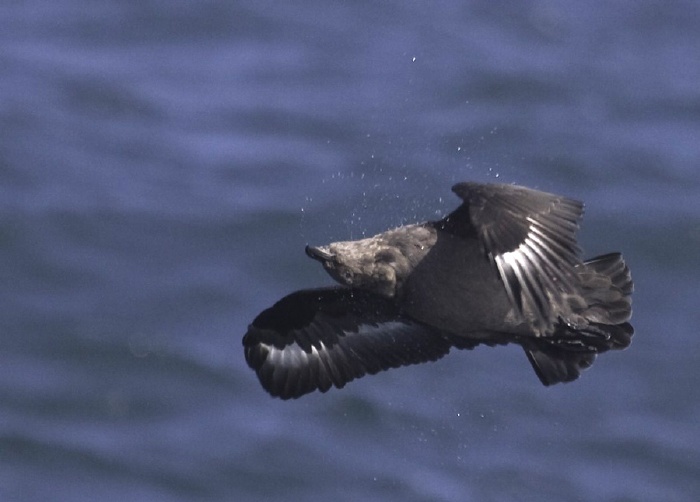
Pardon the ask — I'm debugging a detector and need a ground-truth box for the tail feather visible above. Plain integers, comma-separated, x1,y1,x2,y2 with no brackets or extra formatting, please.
525,344,597,385
576,252,633,325
524,252,634,386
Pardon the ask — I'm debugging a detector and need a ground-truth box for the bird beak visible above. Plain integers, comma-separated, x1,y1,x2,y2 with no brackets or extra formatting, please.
305,245,335,263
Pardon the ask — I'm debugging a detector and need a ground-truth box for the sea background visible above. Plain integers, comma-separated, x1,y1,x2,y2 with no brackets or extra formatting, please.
2,1,699,501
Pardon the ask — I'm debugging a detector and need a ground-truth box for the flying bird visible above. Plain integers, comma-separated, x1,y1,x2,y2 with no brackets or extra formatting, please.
243,182,633,399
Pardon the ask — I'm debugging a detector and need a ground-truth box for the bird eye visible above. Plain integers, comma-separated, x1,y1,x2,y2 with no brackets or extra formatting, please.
376,250,395,264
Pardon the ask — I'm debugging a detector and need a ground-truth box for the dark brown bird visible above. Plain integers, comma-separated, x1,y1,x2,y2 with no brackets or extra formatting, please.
243,182,634,399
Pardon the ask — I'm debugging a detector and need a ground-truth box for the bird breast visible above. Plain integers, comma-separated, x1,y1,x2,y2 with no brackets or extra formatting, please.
399,229,520,337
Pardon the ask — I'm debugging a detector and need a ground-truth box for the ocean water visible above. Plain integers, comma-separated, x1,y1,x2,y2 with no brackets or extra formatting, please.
2,1,699,501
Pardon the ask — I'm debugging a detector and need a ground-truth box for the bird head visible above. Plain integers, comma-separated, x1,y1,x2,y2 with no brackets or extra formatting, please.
305,238,403,297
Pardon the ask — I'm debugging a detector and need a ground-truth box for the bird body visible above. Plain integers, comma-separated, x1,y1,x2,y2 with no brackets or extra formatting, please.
243,182,634,399
401,227,520,337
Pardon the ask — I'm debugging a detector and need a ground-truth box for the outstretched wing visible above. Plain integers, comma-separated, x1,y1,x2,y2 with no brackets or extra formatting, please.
243,287,453,399
444,182,584,333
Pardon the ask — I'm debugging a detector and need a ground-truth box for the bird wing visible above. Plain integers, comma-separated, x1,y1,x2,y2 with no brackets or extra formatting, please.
447,182,584,332
243,287,454,399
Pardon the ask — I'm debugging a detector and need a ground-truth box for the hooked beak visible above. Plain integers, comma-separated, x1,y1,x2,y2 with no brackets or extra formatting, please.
305,245,334,263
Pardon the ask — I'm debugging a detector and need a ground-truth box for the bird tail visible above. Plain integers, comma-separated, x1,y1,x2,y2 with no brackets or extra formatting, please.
524,253,634,386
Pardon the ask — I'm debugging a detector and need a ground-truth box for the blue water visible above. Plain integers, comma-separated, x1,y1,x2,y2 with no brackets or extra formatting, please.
2,1,700,500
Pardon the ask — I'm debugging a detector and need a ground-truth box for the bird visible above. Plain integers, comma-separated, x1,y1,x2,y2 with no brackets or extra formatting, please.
242,181,634,400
